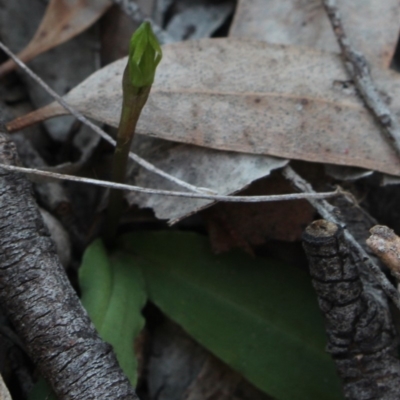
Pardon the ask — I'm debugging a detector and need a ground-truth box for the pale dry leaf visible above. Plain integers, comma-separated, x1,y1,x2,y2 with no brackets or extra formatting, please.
127,137,288,224
0,0,111,77
230,0,400,69
9,38,400,177
230,0,400,182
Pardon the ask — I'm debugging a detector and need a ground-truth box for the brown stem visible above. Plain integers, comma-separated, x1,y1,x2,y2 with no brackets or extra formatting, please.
105,66,151,244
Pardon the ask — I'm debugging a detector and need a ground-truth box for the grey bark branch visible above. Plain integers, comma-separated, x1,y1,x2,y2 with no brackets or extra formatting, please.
0,133,138,399
302,220,400,400
283,165,400,310
322,0,400,158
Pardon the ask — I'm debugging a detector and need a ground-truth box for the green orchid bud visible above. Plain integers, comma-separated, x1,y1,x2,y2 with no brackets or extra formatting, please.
128,22,162,88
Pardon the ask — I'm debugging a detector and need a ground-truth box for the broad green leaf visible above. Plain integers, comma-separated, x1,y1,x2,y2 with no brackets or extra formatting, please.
79,239,113,329
30,240,147,400
79,240,147,386
118,231,344,400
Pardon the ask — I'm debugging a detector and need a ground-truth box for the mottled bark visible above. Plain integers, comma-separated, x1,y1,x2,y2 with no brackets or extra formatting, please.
303,220,400,400
0,132,138,399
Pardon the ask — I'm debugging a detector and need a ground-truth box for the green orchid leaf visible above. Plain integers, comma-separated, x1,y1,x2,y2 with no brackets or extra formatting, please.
118,231,344,400
128,21,162,88
29,240,147,400
79,239,113,329
79,239,147,386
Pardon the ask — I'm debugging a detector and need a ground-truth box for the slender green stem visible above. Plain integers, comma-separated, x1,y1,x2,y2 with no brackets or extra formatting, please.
105,66,151,245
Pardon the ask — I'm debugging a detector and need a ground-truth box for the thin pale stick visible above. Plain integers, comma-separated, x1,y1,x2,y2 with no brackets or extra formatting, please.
283,165,400,310
109,0,173,44
0,40,212,195
322,0,400,158
0,163,341,202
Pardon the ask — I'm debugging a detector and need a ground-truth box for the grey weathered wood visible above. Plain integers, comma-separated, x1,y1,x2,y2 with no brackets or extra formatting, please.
303,219,400,400
0,132,138,399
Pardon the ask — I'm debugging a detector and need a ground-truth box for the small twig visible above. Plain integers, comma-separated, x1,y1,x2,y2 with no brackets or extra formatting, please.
283,165,400,310
322,0,400,158
0,162,341,203
109,0,174,44
0,40,211,195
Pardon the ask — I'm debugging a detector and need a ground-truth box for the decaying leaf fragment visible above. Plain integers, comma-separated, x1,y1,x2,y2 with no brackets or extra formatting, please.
303,220,400,400
0,0,111,77
8,39,400,176
126,138,288,224
367,225,400,282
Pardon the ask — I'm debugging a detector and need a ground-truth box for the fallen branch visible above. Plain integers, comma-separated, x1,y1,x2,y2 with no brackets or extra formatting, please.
0,132,137,399
283,165,400,310
303,219,400,400
0,40,210,195
322,0,400,158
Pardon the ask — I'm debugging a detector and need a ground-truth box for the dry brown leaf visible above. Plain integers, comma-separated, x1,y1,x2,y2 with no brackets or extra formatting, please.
204,173,315,254
9,38,400,176
230,0,400,69
0,0,111,77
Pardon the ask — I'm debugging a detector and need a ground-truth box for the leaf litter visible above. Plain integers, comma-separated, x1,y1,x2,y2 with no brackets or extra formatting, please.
0,0,102,140
9,38,400,176
229,0,400,182
127,136,288,224
230,0,400,69
0,0,111,78
6,0,400,232
10,3,287,224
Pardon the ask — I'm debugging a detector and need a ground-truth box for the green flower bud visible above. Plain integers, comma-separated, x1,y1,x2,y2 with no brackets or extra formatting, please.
128,22,162,88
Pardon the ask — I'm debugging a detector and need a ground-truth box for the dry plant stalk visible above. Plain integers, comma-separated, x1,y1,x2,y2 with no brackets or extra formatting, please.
302,219,400,400
367,225,400,282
